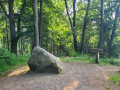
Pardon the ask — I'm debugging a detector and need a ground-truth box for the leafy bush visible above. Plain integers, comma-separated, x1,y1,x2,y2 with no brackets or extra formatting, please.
0,48,13,65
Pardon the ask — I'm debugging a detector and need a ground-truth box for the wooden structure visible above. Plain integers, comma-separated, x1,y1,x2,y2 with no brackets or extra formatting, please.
91,48,103,64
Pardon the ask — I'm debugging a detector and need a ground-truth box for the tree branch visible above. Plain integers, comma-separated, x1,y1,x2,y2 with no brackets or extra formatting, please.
0,1,9,18
17,0,27,40
64,0,73,28
19,0,26,17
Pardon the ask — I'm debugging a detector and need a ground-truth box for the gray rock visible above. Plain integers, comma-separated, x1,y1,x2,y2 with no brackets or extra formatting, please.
28,46,63,74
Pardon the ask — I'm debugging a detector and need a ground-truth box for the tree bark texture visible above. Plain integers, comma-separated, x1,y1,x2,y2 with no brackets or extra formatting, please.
39,0,43,47
64,0,77,51
17,0,26,40
9,0,17,54
80,0,91,53
33,0,39,46
98,0,104,49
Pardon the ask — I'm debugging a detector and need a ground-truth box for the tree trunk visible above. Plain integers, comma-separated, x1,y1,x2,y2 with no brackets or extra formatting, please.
9,0,17,54
64,0,77,51
11,39,18,54
21,37,23,55
98,0,104,49
17,0,26,40
64,0,72,27
80,0,91,53
6,20,9,51
73,0,77,51
0,0,26,54
3,36,6,47
108,2,120,56
33,0,39,46
39,0,43,47
19,39,21,54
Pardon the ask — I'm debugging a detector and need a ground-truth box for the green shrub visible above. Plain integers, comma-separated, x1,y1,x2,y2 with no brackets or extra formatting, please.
0,48,30,73
100,58,120,66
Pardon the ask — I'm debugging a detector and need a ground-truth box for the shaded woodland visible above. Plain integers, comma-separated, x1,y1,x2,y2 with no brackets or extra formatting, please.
0,0,120,89
0,0,120,57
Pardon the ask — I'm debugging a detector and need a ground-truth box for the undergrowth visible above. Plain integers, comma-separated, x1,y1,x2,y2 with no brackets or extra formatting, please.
59,54,95,63
99,58,120,66
0,48,30,77
59,52,120,66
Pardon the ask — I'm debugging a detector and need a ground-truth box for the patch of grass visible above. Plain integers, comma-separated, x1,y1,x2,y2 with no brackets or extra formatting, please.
109,71,120,86
106,87,111,90
59,54,120,67
59,54,95,63
99,58,120,66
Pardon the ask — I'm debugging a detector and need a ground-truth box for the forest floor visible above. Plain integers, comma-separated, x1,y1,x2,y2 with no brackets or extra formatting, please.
0,61,120,90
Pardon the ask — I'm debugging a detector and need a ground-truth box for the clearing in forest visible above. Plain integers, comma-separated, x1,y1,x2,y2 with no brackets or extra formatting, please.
0,61,120,90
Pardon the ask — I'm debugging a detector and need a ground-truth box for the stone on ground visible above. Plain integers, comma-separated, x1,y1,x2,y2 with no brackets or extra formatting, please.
28,46,63,74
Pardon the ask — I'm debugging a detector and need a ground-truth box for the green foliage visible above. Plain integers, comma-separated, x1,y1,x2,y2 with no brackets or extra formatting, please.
0,0,120,58
59,54,94,63
0,48,29,73
100,58,120,66
59,54,120,66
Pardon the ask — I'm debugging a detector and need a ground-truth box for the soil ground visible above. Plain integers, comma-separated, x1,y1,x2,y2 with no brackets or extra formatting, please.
0,61,120,90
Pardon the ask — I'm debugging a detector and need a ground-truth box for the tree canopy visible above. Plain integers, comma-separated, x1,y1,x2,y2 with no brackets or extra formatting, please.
0,0,120,57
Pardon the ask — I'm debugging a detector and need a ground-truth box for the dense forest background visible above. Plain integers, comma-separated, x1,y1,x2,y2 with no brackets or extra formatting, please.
0,0,120,58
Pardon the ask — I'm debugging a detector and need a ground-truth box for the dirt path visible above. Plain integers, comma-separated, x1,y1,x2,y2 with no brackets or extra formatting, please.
0,61,120,90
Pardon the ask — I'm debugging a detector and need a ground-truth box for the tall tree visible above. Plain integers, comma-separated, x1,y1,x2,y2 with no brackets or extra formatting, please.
33,0,39,46
98,0,104,49
108,2,120,56
80,0,91,53
0,0,26,54
9,0,16,54
64,0,77,51
39,0,43,47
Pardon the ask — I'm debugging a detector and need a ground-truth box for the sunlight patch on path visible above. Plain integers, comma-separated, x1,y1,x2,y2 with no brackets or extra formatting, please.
7,66,29,77
63,80,80,90
104,75,109,81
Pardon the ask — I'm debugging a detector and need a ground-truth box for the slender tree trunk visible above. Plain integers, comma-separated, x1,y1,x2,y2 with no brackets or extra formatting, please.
64,0,77,51
64,0,72,27
33,0,39,46
17,0,26,40
3,36,6,47
73,0,77,51
6,20,9,51
22,37,25,53
108,2,120,56
39,0,43,47
80,0,91,53
19,39,21,54
98,0,104,49
21,37,23,55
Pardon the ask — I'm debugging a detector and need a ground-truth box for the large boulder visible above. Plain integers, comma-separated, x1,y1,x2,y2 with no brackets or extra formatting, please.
28,46,63,74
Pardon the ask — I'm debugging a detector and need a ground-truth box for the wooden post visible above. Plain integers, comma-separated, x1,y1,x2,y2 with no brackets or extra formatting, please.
92,48,103,64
